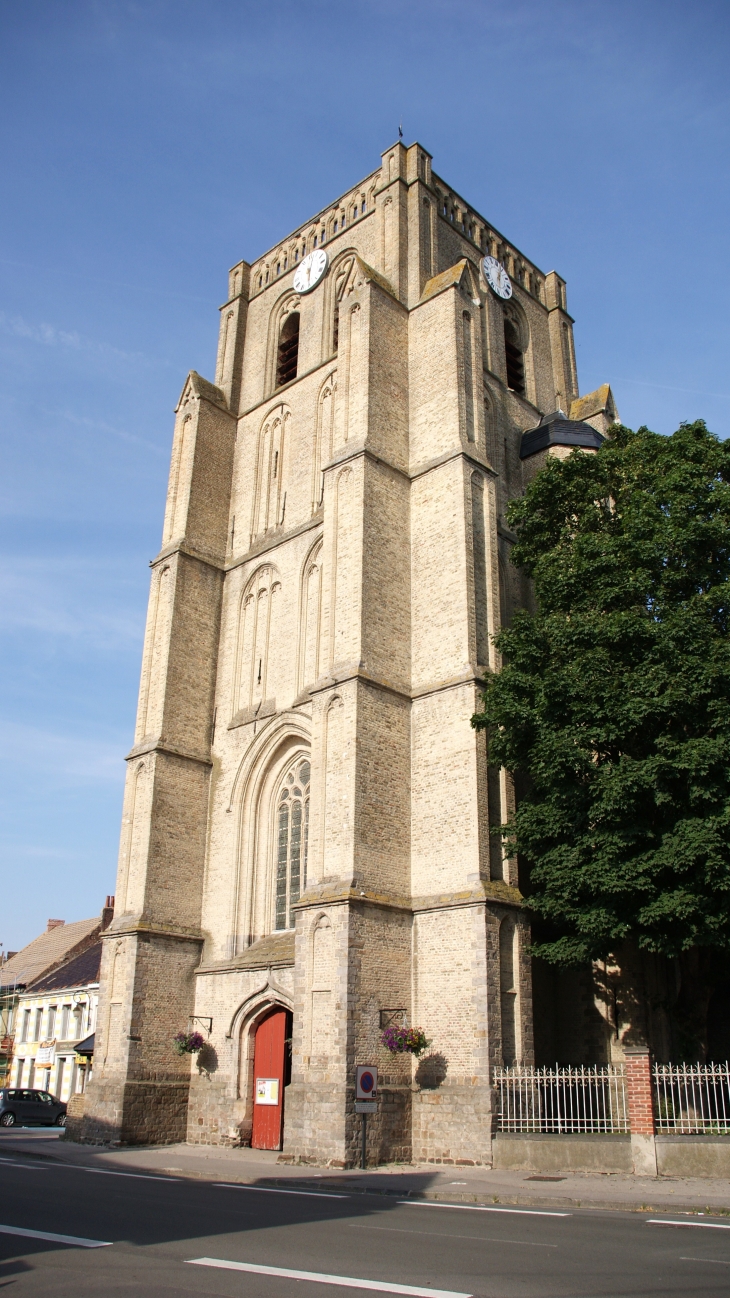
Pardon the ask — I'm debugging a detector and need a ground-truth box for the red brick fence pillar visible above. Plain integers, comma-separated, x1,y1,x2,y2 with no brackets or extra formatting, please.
624,1046,657,1176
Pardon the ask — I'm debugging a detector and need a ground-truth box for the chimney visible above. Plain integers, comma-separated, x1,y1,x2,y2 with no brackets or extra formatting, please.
47,919,65,932
101,895,115,931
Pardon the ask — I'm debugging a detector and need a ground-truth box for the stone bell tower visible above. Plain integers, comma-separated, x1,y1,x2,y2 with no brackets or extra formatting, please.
80,141,608,1160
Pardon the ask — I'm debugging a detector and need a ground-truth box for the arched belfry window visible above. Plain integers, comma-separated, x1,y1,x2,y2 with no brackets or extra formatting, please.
276,313,300,388
275,757,310,929
504,314,525,396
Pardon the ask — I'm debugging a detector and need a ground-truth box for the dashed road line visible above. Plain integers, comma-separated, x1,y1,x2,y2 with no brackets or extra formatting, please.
647,1219,730,1230
0,1224,111,1248
186,1257,472,1297
214,1182,348,1199
397,1200,570,1218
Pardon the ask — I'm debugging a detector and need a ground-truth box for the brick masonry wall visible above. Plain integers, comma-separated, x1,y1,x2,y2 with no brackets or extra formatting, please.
624,1048,656,1136
86,141,582,1155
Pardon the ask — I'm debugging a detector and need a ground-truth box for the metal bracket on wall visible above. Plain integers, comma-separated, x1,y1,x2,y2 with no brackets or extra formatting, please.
379,1009,407,1030
189,1016,213,1036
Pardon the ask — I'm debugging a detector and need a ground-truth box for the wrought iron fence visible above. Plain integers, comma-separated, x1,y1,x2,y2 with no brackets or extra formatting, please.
493,1064,629,1134
653,1062,730,1134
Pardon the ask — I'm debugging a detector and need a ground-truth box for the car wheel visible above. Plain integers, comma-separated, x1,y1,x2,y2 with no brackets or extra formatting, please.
55,1114,67,1127
0,1112,16,1127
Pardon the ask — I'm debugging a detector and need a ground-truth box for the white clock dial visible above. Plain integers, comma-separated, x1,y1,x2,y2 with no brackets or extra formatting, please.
483,255,512,300
293,248,329,294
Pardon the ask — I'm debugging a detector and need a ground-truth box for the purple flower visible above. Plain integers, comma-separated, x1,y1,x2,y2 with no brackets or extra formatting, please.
173,1030,206,1055
380,1026,431,1057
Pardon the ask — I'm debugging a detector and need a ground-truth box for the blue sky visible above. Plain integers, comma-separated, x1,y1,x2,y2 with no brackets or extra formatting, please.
1,0,728,951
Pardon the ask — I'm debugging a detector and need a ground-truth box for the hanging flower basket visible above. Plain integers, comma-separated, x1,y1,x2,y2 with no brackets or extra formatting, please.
173,1030,205,1056
380,1026,431,1057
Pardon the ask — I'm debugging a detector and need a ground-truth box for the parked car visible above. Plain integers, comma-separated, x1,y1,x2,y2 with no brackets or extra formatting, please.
0,1088,66,1127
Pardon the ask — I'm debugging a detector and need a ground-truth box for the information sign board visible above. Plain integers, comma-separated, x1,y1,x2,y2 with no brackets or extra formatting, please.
36,1039,56,1066
255,1077,280,1105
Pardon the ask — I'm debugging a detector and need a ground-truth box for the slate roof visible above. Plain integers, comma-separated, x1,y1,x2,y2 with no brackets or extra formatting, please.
520,409,605,460
28,942,102,994
0,918,100,990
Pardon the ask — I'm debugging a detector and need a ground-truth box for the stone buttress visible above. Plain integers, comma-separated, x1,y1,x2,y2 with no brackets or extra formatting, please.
81,141,602,1158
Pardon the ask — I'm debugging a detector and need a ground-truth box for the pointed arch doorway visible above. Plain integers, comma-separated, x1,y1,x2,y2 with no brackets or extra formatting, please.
251,1007,292,1150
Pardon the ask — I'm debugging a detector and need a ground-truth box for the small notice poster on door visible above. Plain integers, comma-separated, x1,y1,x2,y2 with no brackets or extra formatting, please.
255,1077,280,1105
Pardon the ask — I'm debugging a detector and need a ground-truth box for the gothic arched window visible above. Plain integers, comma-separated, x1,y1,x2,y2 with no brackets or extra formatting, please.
276,313,300,387
504,314,526,396
275,757,310,929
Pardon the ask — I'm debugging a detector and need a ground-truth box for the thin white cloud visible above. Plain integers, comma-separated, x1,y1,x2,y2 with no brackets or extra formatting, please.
0,720,125,785
615,377,730,401
0,556,145,647
0,309,173,369
57,408,166,454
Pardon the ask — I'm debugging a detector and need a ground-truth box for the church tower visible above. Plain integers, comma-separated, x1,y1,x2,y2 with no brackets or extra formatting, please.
81,142,611,1161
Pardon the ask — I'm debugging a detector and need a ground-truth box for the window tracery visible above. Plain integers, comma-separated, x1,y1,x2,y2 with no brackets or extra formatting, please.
275,757,310,929
276,312,299,387
503,304,527,397
252,405,291,540
233,564,281,720
298,536,324,689
483,387,497,466
462,311,476,443
313,375,336,514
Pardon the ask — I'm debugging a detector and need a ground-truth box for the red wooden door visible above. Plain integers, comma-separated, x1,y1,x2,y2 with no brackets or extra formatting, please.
251,1009,287,1150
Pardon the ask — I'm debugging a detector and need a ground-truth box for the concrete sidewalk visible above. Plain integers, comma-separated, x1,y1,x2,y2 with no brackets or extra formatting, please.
1,1130,729,1217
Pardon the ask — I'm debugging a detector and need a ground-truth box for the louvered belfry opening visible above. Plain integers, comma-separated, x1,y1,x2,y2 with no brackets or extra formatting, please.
276,313,300,387
504,316,526,395
332,304,340,353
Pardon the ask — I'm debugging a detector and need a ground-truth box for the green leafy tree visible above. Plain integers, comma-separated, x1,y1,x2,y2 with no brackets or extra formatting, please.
472,421,730,1055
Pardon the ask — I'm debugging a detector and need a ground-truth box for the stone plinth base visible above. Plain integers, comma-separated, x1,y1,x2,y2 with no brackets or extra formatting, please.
64,1093,87,1142
412,1081,494,1165
657,1135,730,1178
281,1081,411,1167
76,1077,190,1145
187,1070,247,1146
493,1132,631,1174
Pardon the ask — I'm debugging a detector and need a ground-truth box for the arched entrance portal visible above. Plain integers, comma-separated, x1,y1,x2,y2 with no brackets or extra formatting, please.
251,1007,292,1150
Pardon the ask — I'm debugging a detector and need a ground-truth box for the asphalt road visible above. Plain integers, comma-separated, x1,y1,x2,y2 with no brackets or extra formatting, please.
1,1150,730,1297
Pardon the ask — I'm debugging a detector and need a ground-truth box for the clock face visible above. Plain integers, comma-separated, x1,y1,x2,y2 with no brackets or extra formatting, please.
293,249,329,294
483,255,512,300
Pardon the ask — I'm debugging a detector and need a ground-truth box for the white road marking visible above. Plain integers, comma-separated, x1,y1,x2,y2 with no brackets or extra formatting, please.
0,1224,111,1248
214,1182,347,1199
78,1167,178,1182
187,1257,471,1297
0,1157,177,1182
397,1200,570,1218
681,1256,730,1265
647,1219,730,1230
12,1161,179,1183
348,1224,557,1248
